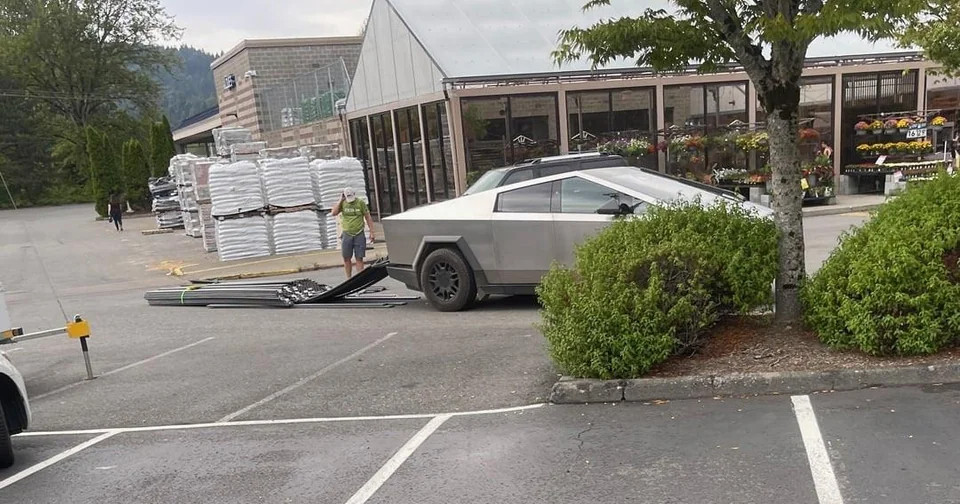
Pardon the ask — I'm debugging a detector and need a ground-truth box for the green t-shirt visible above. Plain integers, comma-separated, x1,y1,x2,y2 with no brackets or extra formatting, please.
340,199,369,236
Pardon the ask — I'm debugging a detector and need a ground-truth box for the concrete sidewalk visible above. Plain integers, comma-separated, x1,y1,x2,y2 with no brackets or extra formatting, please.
802,194,886,217
178,242,389,280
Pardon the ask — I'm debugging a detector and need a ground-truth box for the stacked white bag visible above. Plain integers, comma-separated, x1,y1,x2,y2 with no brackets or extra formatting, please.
199,203,217,253
209,160,269,261
209,161,265,217
260,157,315,208
269,211,324,255
310,157,370,249
215,216,271,261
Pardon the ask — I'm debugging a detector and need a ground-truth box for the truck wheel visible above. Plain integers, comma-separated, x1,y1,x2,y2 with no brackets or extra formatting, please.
420,248,477,312
0,401,13,469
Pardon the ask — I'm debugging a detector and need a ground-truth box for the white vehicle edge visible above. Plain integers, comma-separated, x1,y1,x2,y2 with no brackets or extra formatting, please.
0,350,30,468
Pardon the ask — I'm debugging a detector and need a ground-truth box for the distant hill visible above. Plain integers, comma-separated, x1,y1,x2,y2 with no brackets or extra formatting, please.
159,46,218,128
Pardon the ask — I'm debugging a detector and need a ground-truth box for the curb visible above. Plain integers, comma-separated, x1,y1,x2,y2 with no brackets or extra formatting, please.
549,363,960,404
191,253,389,282
802,203,882,217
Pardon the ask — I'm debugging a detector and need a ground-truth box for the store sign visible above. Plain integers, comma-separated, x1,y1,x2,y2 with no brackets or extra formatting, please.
906,122,927,139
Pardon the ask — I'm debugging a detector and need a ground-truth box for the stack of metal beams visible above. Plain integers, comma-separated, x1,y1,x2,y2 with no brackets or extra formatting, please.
144,279,327,307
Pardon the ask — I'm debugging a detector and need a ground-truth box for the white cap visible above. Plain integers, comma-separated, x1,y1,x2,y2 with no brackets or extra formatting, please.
343,187,356,202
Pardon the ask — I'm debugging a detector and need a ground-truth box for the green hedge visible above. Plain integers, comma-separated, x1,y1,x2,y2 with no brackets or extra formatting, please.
802,173,960,356
537,202,778,379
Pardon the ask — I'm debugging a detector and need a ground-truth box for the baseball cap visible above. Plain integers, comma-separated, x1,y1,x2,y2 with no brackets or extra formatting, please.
343,187,357,202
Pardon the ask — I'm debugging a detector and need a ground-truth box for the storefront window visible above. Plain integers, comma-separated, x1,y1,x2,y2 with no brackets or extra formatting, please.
394,106,427,208
840,70,918,169
348,117,377,217
663,83,747,180
370,112,401,216
422,101,455,201
927,71,960,154
757,77,835,162
462,94,559,186
567,88,656,166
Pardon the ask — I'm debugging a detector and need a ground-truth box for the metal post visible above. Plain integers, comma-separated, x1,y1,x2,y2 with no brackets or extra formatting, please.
80,336,94,380
327,67,336,119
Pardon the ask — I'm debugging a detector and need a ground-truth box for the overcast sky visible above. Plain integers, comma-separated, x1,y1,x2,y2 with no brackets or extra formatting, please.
160,0,899,56
161,0,372,53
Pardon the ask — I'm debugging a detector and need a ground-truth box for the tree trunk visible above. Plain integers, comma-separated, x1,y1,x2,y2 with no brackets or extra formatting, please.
766,110,805,323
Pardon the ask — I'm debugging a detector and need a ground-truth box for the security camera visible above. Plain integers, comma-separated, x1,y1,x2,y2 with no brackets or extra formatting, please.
244,70,258,79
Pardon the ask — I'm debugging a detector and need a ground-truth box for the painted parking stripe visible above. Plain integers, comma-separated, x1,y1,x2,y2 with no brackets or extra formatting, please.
792,395,844,504
345,414,451,504
32,337,216,401
0,430,120,490
16,403,546,437
216,331,399,422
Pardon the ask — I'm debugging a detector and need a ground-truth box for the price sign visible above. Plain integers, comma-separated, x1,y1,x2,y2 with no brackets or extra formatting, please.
906,128,926,139
875,155,887,165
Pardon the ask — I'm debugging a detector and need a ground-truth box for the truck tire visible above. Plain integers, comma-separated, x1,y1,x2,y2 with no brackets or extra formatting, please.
0,401,13,469
419,247,477,312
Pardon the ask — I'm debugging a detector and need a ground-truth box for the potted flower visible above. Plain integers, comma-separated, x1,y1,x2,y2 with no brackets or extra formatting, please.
895,142,909,155
931,116,947,131
883,119,898,134
896,117,914,133
799,128,820,141
883,142,897,155
856,144,873,156
684,135,705,151
871,143,886,156
854,121,870,135
869,120,883,135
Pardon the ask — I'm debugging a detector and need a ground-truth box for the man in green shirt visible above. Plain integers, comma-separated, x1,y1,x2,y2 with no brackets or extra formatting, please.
331,187,376,278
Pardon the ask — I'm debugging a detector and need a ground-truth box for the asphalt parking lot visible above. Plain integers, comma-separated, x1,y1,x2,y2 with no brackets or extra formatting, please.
3,205,958,503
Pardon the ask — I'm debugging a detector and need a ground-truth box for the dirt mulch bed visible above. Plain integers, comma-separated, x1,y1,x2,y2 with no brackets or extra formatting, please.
648,316,960,378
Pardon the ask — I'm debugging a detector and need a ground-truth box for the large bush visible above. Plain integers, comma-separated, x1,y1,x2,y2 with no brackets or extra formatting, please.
538,202,778,379
803,173,960,356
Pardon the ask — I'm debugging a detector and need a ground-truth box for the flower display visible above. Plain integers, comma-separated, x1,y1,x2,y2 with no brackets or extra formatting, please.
854,121,870,131
856,144,873,154
868,120,884,131
931,116,947,126
896,118,914,129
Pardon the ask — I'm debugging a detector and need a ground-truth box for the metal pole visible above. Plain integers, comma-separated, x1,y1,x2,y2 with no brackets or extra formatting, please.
328,67,335,119
0,167,17,210
80,336,94,380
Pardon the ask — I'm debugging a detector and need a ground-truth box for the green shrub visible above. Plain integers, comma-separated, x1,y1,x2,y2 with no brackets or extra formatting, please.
537,202,778,379
802,173,960,356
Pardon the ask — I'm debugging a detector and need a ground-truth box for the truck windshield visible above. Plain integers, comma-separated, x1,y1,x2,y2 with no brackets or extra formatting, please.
462,169,507,195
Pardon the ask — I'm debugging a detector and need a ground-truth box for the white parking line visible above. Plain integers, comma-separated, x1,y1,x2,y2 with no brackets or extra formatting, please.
792,395,845,504
32,337,216,401
0,430,120,490
217,331,399,422
16,403,546,437
344,414,451,504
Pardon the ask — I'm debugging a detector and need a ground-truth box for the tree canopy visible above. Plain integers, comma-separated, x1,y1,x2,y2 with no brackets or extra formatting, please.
554,0,960,322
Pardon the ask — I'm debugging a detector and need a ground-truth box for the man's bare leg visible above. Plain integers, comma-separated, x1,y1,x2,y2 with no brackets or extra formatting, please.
344,259,353,278
355,258,365,273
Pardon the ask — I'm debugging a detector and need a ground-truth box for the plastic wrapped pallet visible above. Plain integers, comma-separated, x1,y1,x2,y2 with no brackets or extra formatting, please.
156,210,183,229
299,143,340,161
230,142,267,156
260,157,315,208
191,160,215,201
183,210,202,238
215,215,271,261
149,177,177,195
209,161,265,217
310,157,368,208
214,127,254,157
269,210,323,255
152,194,180,212
260,146,300,159
199,203,217,252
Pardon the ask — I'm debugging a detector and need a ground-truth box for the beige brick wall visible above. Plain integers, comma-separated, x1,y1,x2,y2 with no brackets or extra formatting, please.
211,40,361,145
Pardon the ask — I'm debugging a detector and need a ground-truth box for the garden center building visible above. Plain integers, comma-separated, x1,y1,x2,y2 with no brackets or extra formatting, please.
342,0,960,219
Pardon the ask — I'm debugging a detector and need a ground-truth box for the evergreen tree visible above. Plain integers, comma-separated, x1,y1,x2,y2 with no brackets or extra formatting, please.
150,118,175,177
86,128,123,217
122,139,151,210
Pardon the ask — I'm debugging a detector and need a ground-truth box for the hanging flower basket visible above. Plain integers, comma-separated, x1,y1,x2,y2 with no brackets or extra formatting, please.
868,120,883,135
883,119,898,135
854,121,870,135
896,118,913,133
931,116,947,131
